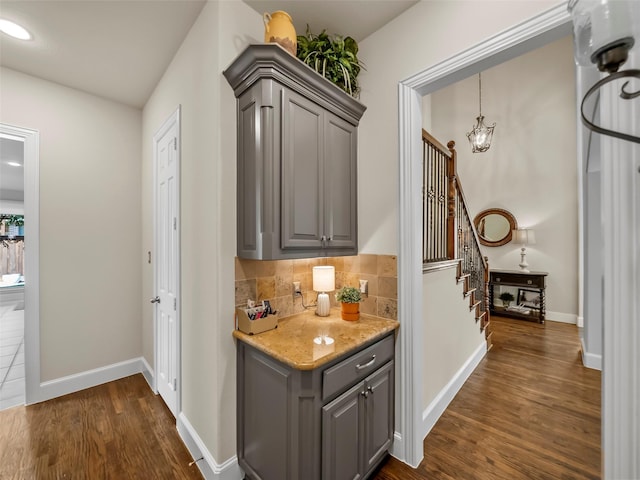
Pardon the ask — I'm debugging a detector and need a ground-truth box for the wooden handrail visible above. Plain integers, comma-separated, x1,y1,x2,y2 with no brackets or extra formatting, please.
422,129,451,157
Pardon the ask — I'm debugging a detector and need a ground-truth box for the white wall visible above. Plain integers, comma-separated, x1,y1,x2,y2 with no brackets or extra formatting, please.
141,0,262,464
357,0,560,256
0,67,142,380
422,269,484,410
427,35,578,320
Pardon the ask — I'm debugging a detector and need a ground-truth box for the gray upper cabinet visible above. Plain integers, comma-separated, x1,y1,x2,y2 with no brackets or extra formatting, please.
224,44,366,259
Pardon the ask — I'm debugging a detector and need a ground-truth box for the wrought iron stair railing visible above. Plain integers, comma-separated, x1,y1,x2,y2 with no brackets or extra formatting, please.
422,129,491,349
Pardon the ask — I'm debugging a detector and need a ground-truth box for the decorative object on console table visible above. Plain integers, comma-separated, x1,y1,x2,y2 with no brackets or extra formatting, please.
313,265,335,317
513,228,535,272
498,291,515,307
335,286,361,321
517,288,542,310
489,269,547,323
263,11,297,56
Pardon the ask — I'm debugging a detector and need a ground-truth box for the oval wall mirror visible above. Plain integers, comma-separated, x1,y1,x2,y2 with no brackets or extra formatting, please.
473,208,517,247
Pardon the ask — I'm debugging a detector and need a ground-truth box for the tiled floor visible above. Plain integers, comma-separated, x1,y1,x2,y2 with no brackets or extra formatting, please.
0,302,24,410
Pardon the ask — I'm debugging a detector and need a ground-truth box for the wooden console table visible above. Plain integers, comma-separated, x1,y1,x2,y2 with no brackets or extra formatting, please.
489,269,548,323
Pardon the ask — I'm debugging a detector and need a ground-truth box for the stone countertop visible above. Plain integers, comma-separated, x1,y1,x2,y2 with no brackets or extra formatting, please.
232,309,399,370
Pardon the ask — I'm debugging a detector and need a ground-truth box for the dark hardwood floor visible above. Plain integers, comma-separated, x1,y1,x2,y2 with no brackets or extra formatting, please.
373,316,601,480
0,316,600,479
0,374,203,479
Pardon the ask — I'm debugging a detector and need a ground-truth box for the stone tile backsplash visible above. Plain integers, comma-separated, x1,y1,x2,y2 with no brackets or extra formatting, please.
235,254,398,320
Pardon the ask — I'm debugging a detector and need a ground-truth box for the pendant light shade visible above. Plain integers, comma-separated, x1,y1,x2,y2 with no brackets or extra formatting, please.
467,73,496,153
567,0,640,145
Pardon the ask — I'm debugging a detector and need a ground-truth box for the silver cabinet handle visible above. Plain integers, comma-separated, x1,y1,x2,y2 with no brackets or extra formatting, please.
360,385,374,398
150,296,161,304
356,355,376,370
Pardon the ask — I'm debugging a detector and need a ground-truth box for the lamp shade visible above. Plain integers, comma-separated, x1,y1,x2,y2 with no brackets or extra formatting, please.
313,266,335,292
568,0,637,71
512,228,536,245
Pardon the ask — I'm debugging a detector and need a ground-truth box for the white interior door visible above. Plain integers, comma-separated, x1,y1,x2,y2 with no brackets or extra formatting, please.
153,108,180,416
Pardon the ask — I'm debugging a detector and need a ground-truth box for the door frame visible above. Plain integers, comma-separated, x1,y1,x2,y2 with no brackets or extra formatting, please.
152,107,182,414
395,4,572,467
0,123,41,405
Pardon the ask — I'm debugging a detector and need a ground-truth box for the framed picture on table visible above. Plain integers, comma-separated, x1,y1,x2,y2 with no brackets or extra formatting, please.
517,288,542,310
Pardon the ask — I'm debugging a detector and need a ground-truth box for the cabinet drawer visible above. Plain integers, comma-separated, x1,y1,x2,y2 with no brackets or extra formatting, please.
492,273,545,288
322,334,394,401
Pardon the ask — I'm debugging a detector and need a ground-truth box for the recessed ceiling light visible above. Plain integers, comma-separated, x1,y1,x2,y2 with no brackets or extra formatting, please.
7,161,22,167
0,19,32,40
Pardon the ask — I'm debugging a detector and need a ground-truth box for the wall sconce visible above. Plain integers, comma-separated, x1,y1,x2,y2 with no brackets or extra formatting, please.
513,228,536,273
568,0,640,144
313,266,335,317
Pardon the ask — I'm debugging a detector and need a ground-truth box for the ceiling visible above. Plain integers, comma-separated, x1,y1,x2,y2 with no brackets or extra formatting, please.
244,0,419,43
0,0,418,109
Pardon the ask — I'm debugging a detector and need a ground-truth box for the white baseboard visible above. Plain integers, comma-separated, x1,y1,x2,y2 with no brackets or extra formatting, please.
37,357,143,403
576,316,584,328
141,356,155,392
545,311,577,324
389,431,403,461
580,338,602,371
421,342,486,440
177,412,243,480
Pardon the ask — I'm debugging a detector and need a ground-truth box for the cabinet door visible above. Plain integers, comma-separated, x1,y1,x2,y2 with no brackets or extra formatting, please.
281,89,324,250
324,113,357,250
237,88,261,258
322,382,364,480
363,361,394,475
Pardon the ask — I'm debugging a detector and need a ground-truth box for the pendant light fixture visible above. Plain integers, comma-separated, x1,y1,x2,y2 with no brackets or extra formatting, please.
467,72,496,153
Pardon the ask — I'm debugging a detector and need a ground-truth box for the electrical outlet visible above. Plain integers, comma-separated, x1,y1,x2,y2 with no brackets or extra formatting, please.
359,279,368,297
293,281,301,295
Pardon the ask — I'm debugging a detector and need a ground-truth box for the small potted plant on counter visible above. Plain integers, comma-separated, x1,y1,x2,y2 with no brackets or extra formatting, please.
499,291,515,308
335,285,362,321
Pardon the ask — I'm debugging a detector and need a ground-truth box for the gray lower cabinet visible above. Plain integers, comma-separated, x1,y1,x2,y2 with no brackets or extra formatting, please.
322,361,394,480
237,334,395,480
223,44,366,260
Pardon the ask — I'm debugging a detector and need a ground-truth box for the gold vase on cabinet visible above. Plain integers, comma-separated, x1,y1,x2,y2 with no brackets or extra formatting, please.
263,11,297,56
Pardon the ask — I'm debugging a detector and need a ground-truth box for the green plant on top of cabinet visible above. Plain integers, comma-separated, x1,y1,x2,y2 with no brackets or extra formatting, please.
223,44,366,260
296,26,364,98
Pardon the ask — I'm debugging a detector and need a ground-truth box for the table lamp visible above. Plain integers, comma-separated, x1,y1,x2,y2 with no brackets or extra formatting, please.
313,266,335,317
513,228,536,273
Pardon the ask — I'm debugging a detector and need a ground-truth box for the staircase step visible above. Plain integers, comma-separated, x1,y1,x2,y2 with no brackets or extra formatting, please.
485,332,493,351
469,300,481,312
476,310,487,324
463,287,477,298
457,273,471,283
